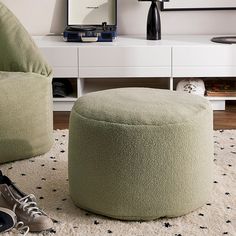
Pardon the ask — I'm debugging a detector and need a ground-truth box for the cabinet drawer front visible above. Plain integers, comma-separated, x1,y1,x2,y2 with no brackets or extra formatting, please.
79,67,171,78
79,47,171,67
173,46,236,66
40,47,78,67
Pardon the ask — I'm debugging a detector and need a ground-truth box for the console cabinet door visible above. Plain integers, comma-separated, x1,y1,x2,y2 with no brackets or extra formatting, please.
40,47,78,77
79,46,171,77
173,45,236,77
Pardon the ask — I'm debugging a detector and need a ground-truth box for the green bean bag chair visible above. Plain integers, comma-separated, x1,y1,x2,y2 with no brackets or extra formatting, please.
0,3,53,163
69,88,214,220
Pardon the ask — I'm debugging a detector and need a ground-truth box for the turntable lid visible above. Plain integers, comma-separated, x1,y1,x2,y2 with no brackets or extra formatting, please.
68,0,116,26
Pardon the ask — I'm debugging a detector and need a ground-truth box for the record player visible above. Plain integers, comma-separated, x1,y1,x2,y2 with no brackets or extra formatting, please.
64,0,117,42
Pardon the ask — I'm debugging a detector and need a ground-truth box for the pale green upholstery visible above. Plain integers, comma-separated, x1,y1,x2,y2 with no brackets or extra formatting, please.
69,88,214,220
0,3,53,163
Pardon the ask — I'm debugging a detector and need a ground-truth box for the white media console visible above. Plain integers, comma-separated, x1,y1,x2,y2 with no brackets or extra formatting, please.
34,35,236,111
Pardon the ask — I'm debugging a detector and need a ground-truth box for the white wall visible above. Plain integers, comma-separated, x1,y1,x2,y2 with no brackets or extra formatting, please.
2,0,236,36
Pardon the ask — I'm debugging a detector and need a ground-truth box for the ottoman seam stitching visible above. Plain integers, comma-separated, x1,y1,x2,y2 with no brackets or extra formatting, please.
71,109,212,127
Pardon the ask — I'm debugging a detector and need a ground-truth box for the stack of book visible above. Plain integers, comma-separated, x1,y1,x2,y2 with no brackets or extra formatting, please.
205,80,236,97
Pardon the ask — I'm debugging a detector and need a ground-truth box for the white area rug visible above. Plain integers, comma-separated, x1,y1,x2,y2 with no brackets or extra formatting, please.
0,130,235,236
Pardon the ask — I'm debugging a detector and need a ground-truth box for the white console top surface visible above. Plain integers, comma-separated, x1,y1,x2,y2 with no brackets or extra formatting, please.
33,35,236,48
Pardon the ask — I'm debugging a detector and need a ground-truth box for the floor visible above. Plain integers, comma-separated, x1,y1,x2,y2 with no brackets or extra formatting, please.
53,102,236,130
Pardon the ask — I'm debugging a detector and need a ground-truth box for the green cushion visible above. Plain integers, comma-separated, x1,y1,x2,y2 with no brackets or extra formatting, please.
0,72,53,163
69,88,214,220
0,3,52,77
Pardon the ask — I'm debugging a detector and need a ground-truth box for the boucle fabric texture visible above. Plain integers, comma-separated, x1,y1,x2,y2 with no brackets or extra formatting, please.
69,88,214,220
0,3,53,163
0,3,52,76
0,129,235,236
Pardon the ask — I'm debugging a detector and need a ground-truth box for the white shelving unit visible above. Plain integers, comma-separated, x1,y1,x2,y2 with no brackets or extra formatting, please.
34,35,236,111
205,97,236,110
206,97,236,100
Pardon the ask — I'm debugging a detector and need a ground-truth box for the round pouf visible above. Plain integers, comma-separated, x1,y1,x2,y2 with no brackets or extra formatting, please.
68,88,213,220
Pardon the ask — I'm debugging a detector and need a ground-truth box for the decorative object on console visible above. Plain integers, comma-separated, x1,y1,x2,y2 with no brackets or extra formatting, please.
64,0,117,42
205,80,236,97
176,79,206,96
211,36,236,44
139,0,168,40
161,0,236,11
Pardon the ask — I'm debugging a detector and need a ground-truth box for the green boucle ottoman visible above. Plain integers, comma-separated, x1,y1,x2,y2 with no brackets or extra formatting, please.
68,88,213,220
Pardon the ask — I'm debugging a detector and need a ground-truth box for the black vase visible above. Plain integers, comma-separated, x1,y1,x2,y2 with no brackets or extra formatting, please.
147,0,161,40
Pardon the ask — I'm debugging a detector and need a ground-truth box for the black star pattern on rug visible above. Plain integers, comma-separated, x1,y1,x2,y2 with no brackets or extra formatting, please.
164,222,172,228
2,130,235,236
49,229,57,234
200,226,208,229
94,220,99,225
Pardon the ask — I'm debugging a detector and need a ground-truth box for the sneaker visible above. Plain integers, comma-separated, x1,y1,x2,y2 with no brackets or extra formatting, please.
0,171,53,232
0,207,16,233
0,207,29,235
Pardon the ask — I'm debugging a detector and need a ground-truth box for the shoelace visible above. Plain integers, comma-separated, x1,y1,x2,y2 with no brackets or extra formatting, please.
13,194,43,218
12,194,44,235
14,221,29,236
